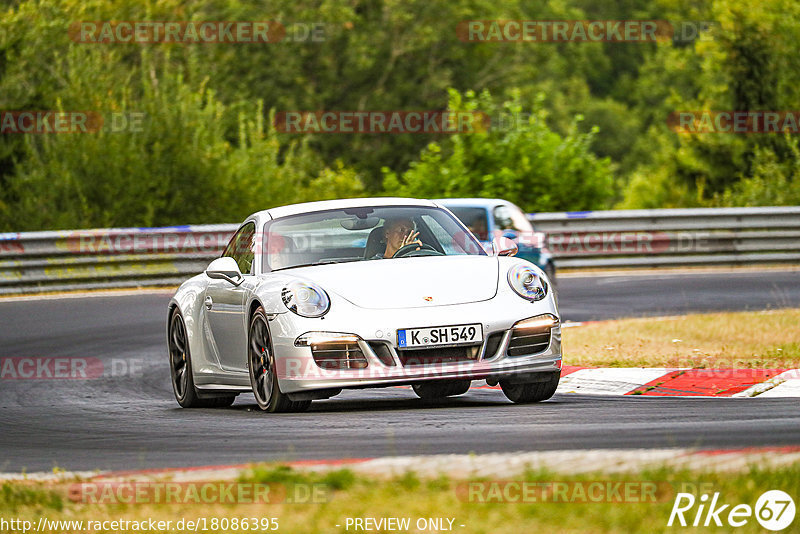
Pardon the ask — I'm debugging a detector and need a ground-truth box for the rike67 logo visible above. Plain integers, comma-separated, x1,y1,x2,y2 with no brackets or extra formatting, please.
668,490,795,530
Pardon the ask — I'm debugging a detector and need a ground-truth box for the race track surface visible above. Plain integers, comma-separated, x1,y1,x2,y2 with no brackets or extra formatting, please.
1,269,799,473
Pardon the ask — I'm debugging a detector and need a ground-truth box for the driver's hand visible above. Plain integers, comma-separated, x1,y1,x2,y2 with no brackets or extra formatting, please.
401,230,422,250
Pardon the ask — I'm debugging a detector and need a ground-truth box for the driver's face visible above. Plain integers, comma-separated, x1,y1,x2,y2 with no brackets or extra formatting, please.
385,219,414,246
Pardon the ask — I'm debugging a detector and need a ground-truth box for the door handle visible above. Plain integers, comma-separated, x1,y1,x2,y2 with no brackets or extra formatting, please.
204,296,213,310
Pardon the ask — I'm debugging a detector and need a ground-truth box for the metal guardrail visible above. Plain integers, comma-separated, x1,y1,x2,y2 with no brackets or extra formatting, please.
0,225,237,294
0,207,798,294
529,206,800,269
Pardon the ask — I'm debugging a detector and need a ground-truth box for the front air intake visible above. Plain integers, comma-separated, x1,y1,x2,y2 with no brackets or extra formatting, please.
367,341,397,366
507,315,556,357
397,345,480,367
309,340,368,370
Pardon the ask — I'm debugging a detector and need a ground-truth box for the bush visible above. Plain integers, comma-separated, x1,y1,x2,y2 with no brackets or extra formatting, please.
383,89,614,212
718,135,800,206
0,49,365,230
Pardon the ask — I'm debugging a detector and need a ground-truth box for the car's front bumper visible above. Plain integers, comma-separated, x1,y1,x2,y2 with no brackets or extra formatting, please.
269,289,562,394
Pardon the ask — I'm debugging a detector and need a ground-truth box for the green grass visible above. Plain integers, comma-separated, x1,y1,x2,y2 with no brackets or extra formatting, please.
563,308,800,368
3,463,799,533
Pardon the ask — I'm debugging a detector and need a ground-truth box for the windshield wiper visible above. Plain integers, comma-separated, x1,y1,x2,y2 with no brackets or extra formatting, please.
271,258,362,271
313,258,362,265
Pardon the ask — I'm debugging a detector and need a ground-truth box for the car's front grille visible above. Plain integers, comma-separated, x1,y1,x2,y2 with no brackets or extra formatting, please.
397,345,480,367
507,326,552,357
310,341,368,370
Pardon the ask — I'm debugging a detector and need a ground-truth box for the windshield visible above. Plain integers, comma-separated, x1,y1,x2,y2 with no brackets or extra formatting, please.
262,206,486,271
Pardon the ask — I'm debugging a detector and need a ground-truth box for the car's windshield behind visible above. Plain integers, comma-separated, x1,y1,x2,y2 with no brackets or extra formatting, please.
263,206,486,271
447,207,490,241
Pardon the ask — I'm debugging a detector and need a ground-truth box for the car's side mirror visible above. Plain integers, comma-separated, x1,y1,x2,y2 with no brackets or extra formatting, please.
492,236,518,257
502,230,518,240
206,257,244,286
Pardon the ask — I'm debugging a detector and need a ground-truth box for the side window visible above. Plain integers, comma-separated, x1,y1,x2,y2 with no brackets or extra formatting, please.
493,205,516,231
509,205,535,233
493,205,534,233
222,222,256,275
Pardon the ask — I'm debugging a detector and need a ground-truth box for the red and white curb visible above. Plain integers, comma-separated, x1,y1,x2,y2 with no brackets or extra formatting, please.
472,366,799,396
551,366,797,397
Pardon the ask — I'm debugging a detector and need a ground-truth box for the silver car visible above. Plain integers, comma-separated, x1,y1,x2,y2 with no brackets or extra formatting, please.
167,198,562,412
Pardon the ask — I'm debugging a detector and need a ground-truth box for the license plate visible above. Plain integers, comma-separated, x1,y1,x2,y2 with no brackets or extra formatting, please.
397,323,483,349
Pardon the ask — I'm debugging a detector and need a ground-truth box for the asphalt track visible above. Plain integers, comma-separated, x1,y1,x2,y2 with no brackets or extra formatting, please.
1,269,799,473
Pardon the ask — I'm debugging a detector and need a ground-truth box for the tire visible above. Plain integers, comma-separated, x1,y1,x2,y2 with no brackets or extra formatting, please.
412,379,472,399
248,306,311,413
500,371,560,404
168,310,236,408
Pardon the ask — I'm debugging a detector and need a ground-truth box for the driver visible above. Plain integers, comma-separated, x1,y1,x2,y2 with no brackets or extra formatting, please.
377,217,423,258
468,215,488,241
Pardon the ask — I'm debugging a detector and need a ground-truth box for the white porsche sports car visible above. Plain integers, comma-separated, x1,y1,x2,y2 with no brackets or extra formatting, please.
167,198,562,412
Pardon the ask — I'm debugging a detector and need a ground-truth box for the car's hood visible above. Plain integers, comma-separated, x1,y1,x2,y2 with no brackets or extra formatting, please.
286,255,499,309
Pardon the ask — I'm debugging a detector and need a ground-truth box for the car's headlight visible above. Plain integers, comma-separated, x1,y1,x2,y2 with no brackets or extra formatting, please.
507,264,548,301
281,281,330,317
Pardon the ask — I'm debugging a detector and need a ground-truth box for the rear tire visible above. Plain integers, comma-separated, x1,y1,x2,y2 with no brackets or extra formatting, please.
248,307,311,413
500,372,560,403
412,379,471,399
168,310,236,408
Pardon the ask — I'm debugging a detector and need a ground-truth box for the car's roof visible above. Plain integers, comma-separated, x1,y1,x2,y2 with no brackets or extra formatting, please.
251,197,439,221
435,198,512,208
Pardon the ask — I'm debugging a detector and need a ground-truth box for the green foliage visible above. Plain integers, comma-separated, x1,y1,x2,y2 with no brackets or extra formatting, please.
319,469,357,491
718,136,800,206
384,90,613,212
620,0,800,207
0,483,63,513
0,53,346,229
2,0,800,231
239,465,357,492
0,0,365,231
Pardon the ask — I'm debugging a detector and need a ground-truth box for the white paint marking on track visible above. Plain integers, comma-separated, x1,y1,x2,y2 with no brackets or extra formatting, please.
752,370,800,398
557,367,685,395
0,288,175,302
733,369,800,398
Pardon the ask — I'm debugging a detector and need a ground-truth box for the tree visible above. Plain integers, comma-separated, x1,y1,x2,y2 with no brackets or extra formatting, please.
384,90,613,212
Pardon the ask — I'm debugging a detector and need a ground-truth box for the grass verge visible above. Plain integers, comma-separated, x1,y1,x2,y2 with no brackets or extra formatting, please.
562,308,800,368
2,463,799,533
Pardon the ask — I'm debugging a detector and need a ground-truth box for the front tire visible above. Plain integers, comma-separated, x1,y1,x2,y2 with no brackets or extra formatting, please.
248,307,311,413
168,310,235,408
500,371,560,403
412,379,471,399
